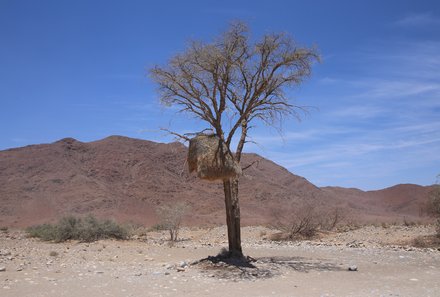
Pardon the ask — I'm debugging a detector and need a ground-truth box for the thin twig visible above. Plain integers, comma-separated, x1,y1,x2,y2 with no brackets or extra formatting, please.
160,128,191,141
242,159,261,171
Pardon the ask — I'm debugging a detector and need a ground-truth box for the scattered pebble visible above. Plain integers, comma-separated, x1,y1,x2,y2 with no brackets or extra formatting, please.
348,265,358,271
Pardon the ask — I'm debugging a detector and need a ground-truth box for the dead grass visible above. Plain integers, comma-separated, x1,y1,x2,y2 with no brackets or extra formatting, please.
412,235,440,249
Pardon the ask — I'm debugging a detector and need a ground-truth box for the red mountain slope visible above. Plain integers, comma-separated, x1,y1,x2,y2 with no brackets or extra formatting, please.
0,136,432,227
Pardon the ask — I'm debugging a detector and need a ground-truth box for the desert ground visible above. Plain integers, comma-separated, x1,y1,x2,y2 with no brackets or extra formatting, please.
1,225,439,297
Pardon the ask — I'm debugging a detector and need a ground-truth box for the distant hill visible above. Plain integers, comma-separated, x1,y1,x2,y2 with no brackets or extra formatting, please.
0,136,433,227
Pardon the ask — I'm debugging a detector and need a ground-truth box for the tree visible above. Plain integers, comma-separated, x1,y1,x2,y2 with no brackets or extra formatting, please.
150,22,319,257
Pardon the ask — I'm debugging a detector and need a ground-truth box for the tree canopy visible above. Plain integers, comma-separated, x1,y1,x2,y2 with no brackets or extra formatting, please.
151,22,319,160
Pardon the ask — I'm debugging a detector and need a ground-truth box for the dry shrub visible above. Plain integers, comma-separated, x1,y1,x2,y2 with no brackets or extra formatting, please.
427,184,440,237
271,203,318,240
156,201,191,241
412,235,440,248
320,207,347,231
26,215,128,242
188,134,241,181
270,202,347,241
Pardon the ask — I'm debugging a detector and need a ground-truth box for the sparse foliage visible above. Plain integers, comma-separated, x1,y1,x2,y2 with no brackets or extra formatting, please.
150,22,319,256
319,207,347,231
427,179,440,237
272,203,320,240
156,202,191,241
26,215,128,242
271,202,346,240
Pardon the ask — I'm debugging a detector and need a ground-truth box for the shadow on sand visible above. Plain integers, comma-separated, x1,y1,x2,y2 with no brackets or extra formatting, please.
194,252,345,280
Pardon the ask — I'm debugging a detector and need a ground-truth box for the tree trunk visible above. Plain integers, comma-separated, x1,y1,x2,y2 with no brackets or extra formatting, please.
223,178,243,257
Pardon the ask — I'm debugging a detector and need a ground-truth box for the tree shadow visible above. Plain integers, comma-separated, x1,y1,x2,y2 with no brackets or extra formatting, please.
193,252,344,281
256,256,344,273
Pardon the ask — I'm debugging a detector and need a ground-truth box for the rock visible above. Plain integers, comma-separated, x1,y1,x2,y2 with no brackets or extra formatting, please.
176,267,185,272
179,261,187,268
0,267,5,272
348,265,358,271
0,250,11,256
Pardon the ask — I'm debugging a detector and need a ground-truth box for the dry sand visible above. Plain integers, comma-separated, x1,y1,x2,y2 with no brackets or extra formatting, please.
1,225,439,297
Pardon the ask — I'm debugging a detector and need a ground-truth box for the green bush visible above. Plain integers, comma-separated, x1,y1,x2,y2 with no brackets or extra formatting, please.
26,223,58,241
26,215,128,242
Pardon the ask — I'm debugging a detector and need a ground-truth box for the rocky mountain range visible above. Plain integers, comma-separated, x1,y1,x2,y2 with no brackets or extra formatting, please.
0,136,433,227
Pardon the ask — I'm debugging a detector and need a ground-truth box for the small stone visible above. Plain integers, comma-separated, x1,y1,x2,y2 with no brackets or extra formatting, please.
176,267,185,272
0,250,11,256
179,261,188,268
0,267,6,272
348,265,358,271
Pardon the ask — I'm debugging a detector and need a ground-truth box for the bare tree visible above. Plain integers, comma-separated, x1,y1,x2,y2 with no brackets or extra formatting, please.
156,202,191,241
150,22,319,257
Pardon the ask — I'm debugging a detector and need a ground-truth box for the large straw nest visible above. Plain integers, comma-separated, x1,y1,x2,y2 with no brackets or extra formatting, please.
187,134,242,181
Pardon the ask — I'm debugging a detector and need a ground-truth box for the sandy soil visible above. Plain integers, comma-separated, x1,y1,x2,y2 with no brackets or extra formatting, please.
1,226,439,297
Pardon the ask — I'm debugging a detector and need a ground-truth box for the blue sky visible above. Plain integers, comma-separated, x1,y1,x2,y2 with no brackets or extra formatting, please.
1,0,439,190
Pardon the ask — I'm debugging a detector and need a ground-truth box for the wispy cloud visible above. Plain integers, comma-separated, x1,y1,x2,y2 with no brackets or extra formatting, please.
252,68,440,189
328,105,388,119
356,80,440,99
394,13,440,27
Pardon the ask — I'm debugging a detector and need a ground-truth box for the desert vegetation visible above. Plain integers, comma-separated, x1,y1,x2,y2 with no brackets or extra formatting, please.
270,202,347,240
155,201,191,241
428,182,440,237
26,215,128,242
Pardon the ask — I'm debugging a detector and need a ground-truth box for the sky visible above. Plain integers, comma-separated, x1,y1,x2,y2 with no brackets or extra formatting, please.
1,0,439,190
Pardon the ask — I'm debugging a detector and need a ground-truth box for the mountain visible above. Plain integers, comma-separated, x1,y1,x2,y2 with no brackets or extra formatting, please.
0,136,432,227
322,184,433,221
